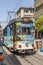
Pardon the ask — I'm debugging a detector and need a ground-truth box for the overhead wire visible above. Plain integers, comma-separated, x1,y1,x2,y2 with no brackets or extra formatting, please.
1,0,22,26
7,0,22,22
13,0,22,11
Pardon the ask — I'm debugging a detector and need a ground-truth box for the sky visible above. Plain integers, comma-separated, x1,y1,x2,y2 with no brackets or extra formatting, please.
0,0,34,28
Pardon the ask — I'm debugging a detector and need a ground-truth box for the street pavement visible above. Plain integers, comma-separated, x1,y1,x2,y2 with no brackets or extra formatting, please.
1,46,43,65
37,51,43,55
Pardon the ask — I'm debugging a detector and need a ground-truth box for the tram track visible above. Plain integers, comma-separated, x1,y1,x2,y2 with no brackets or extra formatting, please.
3,46,43,65
3,46,21,65
23,58,33,65
15,54,34,65
24,54,43,65
33,55,43,62
3,48,15,65
3,46,34,65
19,52,43,65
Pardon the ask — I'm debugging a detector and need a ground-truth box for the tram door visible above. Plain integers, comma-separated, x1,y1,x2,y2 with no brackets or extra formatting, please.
36,40,42,50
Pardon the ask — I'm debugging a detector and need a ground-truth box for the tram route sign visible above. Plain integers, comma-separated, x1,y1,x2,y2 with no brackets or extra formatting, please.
16,22,21,26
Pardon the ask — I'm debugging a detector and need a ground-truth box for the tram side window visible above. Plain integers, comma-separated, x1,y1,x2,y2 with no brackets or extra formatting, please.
16,27,20,35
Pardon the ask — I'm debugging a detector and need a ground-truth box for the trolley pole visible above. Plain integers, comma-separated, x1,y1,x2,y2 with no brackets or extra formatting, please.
7,11,17,22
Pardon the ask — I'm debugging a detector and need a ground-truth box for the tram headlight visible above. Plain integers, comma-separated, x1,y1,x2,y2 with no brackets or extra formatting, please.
32,44,34,47
0,38,2,41
18,45,22,48
32,44,34,48
1,39,2,41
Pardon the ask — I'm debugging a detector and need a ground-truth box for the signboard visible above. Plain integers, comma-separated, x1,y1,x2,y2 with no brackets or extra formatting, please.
21,23,33,28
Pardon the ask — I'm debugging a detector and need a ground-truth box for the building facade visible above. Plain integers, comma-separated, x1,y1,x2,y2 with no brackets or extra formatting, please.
34,0,43,18
16,7,34,22
34,0,43,50
34,0,43,39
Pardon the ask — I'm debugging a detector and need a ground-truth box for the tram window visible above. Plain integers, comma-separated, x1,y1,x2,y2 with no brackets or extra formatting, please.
22,27,30,35
22,28,26,35
16,27,21,35
27,28,30,34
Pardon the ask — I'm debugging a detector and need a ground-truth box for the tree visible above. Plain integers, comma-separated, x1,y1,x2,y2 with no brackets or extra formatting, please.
35,16,43,31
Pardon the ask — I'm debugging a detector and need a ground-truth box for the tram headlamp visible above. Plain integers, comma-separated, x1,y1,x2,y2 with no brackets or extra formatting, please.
0,38,2,41
1,39,2,41
32,44,34,47
32,44,34,48
18,45,22,48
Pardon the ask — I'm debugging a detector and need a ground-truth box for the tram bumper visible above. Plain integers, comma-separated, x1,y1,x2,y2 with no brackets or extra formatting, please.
14,41,34,53
17,47,34,53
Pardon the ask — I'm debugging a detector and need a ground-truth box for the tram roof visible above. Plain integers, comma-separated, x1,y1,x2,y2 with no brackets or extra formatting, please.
3,18,23,29
4,18,34,30
8,18,23,25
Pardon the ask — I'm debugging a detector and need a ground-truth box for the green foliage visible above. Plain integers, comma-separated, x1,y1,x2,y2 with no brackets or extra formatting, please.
35,16,43,31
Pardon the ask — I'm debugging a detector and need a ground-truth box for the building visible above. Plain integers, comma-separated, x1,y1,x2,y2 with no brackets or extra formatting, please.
34,0,43,39
34,0,43,50
34,0,43,18
16,7,34,22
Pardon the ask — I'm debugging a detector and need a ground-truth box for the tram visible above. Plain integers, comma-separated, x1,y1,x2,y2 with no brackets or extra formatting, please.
4,18,35,53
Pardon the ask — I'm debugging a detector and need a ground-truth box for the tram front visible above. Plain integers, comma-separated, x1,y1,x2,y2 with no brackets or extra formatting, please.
14,20,35,53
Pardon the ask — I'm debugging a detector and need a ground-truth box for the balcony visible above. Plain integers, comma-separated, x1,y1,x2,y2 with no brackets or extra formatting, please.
24,13,34,16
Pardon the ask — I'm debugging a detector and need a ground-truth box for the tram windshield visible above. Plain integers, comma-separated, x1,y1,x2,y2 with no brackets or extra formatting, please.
16,23,35,41
16,27,31,35
16,27,32,41
22,27,30,35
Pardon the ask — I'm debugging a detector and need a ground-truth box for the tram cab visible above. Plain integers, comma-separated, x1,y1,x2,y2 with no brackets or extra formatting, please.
13,19,35,53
